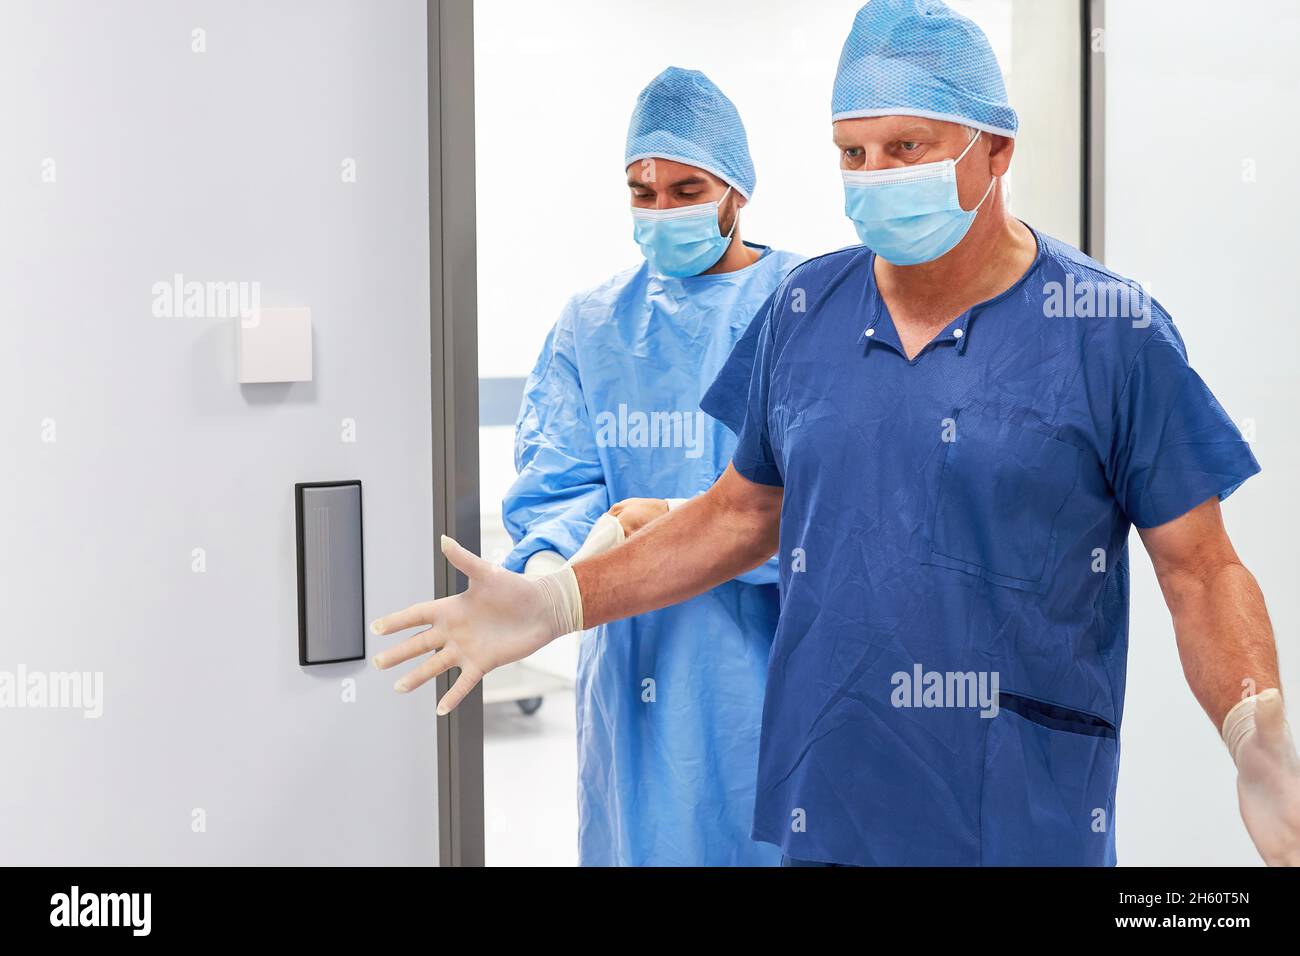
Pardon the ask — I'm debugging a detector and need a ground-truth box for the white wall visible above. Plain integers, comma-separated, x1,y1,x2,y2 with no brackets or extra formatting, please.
0,0,440,864
1106,0,1300,865
1008,0,1081,244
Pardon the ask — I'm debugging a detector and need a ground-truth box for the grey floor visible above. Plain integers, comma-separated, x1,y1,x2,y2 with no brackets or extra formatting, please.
483,688,579,866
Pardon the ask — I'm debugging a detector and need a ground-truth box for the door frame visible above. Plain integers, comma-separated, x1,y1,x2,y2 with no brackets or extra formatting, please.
1083,0,1106,260
429,0,484,868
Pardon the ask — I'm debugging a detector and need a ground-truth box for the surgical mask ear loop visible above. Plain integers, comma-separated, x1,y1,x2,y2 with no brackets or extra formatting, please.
954,128,982,166
717,185,738,240
954,130,997,215
969,174,998,213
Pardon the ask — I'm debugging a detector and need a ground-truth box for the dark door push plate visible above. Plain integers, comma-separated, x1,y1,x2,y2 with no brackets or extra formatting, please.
295,480,365,665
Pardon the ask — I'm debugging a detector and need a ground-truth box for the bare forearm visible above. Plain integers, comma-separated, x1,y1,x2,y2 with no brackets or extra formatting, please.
573,465,780,627
1162,560,1278,727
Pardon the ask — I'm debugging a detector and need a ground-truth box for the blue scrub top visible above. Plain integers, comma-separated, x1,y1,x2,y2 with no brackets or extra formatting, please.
703,229,1260,866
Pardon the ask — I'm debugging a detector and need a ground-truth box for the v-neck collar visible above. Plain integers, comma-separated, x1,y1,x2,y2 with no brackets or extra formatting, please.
855,226,1046,364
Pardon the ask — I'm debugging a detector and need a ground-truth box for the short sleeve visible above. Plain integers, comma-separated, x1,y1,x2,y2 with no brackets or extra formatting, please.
1108,322,1260,529
720,292,784,487
701,295,770,435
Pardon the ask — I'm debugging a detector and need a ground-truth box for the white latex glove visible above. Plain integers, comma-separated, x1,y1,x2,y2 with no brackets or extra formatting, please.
522,512,625,580
568,512,625,564
522,548,566,578
1223,688,1300,866
371,536,582,715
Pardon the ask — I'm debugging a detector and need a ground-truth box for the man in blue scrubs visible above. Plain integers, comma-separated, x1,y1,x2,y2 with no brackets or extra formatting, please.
373,0,1300,866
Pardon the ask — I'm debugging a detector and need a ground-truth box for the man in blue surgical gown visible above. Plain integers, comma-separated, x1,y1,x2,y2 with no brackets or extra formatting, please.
500,67,803,866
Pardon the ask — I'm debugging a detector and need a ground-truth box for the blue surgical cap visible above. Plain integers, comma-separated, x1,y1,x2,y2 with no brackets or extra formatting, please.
832,0,1019,137
625,67,757,199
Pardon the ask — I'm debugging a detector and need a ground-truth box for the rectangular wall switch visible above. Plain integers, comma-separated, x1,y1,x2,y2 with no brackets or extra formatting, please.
295,481,365,665
240,307,312,383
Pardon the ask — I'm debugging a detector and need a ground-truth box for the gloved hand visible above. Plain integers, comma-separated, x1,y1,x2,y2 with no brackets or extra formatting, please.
1223,688,1300,866
371,536,582,715
569,511,626,563
522,512,627,579
608,497,669,537
522,548,567,578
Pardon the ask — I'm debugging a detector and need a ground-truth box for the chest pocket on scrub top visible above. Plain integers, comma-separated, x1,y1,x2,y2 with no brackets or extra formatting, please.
926,406,1080,592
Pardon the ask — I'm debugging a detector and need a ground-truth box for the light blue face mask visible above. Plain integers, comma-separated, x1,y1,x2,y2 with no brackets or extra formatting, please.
842,131,997,266
631,186,736,278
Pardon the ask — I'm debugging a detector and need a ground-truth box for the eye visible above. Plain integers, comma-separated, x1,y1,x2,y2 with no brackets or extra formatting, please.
842,146,863,159
899,141,921,152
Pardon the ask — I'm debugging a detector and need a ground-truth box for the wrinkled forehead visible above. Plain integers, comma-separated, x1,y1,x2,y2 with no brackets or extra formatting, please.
832,115,971,146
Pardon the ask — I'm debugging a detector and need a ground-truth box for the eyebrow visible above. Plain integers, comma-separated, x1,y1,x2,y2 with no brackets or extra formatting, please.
627,175,710,189
893,125,938,139
833,124,940,146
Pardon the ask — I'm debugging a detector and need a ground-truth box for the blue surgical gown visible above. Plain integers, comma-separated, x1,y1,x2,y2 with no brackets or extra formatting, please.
503,243,805,866
704,230,1260,866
